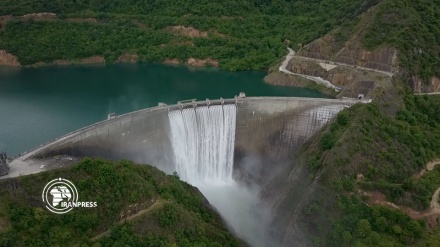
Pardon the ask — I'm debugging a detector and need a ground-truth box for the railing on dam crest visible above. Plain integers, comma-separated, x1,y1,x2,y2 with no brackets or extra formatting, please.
14,93,366,160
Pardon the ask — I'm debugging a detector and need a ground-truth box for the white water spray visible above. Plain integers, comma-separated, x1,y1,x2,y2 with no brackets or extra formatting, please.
168,104,236,183
168,104,272,247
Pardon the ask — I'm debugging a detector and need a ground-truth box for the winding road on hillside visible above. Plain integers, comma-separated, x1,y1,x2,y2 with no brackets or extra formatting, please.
279,48,342,92
280,48,440,97
278,47,395,92
290,48,394,77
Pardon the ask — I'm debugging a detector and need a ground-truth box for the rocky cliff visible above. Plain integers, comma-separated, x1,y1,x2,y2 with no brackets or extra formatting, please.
117,53,138,63
298,35,398,73
292,0,440,94
0,50,20,66
289,29,397,96
411,76,440,94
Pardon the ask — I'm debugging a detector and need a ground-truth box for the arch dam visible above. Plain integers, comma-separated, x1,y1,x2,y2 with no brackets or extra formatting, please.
1,94,367,180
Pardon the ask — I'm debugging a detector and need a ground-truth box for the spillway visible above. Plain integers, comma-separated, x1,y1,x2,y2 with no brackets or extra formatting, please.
2,96,365,247
168,104,236,183
167,103,270,247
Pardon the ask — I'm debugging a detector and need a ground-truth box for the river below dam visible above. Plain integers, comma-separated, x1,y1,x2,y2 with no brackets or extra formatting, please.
0,63,327,156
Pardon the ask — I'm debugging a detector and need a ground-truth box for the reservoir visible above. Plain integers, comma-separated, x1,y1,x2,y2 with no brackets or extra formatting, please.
0,63,327,156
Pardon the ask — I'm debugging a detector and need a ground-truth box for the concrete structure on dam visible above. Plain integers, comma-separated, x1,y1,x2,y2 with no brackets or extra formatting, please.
1,94,366,180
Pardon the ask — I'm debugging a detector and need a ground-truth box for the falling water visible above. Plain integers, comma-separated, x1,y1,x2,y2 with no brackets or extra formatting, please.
167,104,236,183
168,103,273,247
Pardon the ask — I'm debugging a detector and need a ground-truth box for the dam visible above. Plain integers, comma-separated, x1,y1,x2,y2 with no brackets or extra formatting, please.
0,93,367,247
2,94,365,180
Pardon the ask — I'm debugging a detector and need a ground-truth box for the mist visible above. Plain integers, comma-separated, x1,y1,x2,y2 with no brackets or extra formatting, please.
164,103,281,246
195,179,277,247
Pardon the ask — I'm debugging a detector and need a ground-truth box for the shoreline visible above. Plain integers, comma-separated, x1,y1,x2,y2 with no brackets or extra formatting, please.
0,50,223,69
0,60,233,71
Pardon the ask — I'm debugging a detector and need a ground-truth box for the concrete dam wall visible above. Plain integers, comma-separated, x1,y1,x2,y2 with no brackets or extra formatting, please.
235,97,353,161
4,96,361,179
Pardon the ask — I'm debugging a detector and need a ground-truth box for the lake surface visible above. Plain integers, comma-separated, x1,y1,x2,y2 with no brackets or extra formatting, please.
0,63,327,156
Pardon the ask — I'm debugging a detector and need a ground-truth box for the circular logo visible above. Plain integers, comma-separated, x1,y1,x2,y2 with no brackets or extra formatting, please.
42,178,78,214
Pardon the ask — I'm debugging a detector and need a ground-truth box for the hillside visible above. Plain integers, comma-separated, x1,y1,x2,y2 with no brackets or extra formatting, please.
265,0,440,94
261,2,440,242
0,0,380,70
0,158,247,246
1,1,440,246
265,73,440,245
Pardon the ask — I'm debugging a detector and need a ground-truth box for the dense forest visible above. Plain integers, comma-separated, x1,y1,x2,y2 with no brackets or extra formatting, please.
0,0,380,71
0,158,246,246
0,0,438,79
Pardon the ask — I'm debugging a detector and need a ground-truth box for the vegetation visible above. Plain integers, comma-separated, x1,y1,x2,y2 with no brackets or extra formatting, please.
292,82,440,246
329,196,424,247
359,0,439,80
0,0,379,71
0,158,246,247
306,87,440,208
287,2,440,243
301,191,440,247
1,1,440,246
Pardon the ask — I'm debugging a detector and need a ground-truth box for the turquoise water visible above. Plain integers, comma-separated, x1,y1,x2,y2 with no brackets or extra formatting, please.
0,63,327,156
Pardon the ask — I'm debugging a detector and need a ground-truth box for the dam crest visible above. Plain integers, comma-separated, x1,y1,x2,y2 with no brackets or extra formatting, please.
1,94,366,179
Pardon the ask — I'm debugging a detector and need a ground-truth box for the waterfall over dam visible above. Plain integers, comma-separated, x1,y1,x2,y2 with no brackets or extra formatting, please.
168,104,268,247
1,96,365,180
168,104,236,183
1,95,367,247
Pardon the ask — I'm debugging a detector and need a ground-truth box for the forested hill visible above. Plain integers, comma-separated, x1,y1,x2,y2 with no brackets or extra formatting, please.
0,158,247,246
334,0,440,82
0,0,378,17
0,0,379,70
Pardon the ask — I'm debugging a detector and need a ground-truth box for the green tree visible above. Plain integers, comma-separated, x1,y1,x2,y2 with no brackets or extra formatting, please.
356,219,371,239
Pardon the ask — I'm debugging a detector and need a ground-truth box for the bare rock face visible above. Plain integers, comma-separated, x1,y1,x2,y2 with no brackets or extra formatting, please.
163,58,180,65
81,56,105,64
164,26,208,38
32,61,47,67
0,50,20,67
433,77,440,92
286,57,388,89
298,36,398,73
52,60,72,65
117,53,138,63
411,76,440,93
294,32,439,93
335,46,397,72
18,12,57,21
289,61,325,76
20,12,57,18
164,25,225,38
51,56,105,65
185,58,219,67
0,15,12,31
